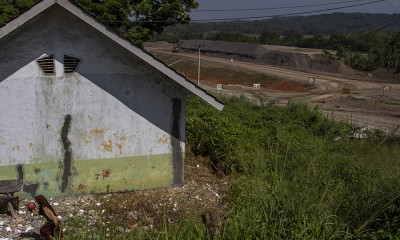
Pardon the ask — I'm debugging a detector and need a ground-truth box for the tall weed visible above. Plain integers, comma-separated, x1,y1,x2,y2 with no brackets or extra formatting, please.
186,95,400,239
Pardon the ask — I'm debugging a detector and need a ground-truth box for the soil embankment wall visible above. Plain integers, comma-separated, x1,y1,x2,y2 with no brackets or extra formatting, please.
175,40,342,74
146,40,399,81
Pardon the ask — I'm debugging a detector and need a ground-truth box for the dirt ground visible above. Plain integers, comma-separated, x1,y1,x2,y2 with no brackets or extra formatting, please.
183,68,310,93
89,148,232,231
263,44,329,55
150,48,400,133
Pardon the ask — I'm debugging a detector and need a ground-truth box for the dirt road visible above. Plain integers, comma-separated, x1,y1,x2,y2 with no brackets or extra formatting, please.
152,49,400,132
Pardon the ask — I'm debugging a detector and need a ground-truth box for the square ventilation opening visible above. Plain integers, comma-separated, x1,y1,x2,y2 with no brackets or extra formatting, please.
64,55,82,74
36,55,55,74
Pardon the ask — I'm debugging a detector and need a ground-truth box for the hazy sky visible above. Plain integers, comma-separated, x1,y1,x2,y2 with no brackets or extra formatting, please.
191,0,400,21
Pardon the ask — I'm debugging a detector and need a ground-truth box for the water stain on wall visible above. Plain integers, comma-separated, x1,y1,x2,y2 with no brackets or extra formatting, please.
171,98,183,187
90,128,105,137
60,114,72,193
16,165,38,197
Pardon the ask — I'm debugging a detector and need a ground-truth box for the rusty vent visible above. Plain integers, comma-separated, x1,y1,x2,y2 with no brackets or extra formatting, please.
64,55,82,74
37,55,55,74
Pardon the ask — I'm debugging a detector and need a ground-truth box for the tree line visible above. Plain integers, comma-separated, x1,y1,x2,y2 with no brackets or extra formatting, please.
260,31,400,72
164,12,400,37
0,0,198,46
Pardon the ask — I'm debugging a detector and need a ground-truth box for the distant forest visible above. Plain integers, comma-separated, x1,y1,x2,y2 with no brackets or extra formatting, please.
162,13,400,40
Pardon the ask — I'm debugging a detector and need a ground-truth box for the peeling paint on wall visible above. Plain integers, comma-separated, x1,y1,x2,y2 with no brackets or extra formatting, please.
90,128,105,137
101,140,113,153
94,169,110,180
157,135,169,144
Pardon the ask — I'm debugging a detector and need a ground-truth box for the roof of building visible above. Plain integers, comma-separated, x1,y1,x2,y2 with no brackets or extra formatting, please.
0,0,224,110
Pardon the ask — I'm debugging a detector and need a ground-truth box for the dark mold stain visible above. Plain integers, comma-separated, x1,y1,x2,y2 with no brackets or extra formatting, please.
34,168,41,174
60,114,72,192
43,182,49,190
17,165,39,197
16,165,23,181
171,98,183,187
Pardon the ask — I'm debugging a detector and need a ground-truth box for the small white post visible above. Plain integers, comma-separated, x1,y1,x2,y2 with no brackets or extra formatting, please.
197,47,201,86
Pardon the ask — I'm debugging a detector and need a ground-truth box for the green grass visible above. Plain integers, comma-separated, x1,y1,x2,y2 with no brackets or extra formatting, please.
63,95,400,239
186,95,400,239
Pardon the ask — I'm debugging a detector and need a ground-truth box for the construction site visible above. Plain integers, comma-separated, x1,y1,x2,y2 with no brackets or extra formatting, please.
146,40,400,133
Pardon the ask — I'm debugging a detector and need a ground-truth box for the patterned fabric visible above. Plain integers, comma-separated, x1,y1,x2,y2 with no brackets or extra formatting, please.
34,195,63,239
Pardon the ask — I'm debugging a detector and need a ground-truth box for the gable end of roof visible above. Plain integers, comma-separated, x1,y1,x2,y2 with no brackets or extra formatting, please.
0,0,224,111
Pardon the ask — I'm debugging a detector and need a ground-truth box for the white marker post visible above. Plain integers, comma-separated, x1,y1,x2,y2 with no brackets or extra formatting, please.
216,84,223,94
253,84,260,91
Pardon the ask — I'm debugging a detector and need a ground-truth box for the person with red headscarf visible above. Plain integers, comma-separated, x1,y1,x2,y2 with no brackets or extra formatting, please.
27,195,64,240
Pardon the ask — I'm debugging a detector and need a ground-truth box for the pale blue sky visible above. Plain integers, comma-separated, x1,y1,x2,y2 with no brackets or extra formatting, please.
191,0,400,21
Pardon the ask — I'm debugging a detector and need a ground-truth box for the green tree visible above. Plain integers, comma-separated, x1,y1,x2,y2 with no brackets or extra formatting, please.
0,0,38,26
345,52,375,72
202,31,258,44
0,0,198,47
259,29,280,45
335,46,348,60
384,32,400,71
72,0,198,46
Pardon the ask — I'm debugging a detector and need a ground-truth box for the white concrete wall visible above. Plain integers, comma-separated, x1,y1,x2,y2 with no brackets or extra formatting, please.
0,5,186,193
0,64,181,165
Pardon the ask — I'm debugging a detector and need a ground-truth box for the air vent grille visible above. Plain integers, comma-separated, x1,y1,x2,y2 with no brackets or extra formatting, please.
64,55,82,74
37,55,55,74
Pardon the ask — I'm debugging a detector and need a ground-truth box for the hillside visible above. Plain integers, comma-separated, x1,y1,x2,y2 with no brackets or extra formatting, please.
165,12,400,37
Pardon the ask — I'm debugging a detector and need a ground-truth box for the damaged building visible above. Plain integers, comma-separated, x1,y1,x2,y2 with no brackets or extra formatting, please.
0,0,223,197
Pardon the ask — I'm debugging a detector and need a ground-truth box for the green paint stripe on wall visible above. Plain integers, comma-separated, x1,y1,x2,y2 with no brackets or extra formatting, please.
0,154,173,197
72,154,173,194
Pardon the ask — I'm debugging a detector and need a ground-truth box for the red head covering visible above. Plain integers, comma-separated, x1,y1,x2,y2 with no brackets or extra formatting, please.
34,195,58,221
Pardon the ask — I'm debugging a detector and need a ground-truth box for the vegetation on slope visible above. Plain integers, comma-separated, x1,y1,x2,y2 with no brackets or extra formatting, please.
186,95,400,239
